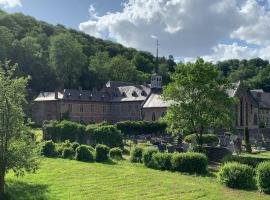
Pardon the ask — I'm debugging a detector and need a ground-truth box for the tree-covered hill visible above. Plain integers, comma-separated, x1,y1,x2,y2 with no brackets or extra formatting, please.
0,10,176,98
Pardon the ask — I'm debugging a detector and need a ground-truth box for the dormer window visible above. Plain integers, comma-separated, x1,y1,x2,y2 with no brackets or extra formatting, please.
132,91,137,97
67,93,71,98
79,93,82,98
89,93,93,100
101,94,105,101
141,91,147,96
122,92,126,97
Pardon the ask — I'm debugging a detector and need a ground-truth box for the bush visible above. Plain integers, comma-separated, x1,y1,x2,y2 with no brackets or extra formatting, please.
218,162,255,189
62,147,74,159
71,142,80,151
256,161,270,194
151,152,172,171
75,145,94,162
184,134,219,146
130,147,144,163
171,152,208,174
42,140,57,157
222,155,270,168
143,148,158,167
86,125,123,148
109,147,123,159
95,144,110,162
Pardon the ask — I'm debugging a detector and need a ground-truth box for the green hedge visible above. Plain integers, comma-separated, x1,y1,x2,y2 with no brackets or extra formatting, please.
256,161,270,194
184,134,219,146
41,140,57,157
218,162,255,189
130,147,144,163
95,144,110,162
222,155,270,168
143,148,158,168
109,147,123,159
151,152,172,171
75,145,95,162
171,152,208,174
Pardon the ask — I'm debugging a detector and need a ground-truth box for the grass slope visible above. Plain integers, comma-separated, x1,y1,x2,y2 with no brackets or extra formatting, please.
6,158,270,200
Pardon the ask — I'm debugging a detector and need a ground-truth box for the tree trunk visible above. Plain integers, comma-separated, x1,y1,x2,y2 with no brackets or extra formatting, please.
0,166,5,197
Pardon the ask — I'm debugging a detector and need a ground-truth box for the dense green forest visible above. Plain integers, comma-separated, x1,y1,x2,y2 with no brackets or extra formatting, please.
0,9,270,100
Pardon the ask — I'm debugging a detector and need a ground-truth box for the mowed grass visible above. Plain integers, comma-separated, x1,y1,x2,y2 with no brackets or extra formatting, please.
6,158,270,200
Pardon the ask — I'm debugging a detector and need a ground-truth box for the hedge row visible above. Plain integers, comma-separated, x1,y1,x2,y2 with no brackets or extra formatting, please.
222,155,270,168
131,147,208,174
43,120,123,148
41,140,122,162
218,161,270,193
184,134,219,146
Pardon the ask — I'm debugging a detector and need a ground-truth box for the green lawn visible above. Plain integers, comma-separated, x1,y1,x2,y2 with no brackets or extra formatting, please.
6,158,270,200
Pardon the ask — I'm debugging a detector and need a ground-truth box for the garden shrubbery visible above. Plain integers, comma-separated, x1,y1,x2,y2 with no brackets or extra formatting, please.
41,140,57,157
95,144,110,162
143,148,158,168
256,161,270,194
218,162,255,189
171,152,208,174
130,147,144,163
109,147,123,159
151,152,172,171
184,134,219,146
75,145,95,162
222,155,270,168
62,147,74,159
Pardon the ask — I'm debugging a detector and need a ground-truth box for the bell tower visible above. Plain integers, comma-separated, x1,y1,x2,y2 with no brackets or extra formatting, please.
150,38,162,90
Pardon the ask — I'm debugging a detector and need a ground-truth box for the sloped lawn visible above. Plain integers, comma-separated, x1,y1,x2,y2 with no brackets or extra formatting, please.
6,158,270,200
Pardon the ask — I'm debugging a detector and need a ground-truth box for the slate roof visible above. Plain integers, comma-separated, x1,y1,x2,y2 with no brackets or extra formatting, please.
35,92,63,101
226,81,241,97
250,90,270,109
143,91,172,108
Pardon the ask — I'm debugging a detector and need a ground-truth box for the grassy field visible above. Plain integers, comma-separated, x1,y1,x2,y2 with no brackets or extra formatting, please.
6,158,270,200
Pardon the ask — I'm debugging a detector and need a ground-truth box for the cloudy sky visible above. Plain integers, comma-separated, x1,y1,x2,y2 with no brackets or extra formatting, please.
2,0,270,62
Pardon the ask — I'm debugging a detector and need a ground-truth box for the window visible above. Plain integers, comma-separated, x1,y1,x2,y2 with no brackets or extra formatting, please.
91,105,95,112
152,112,156,121
68,104,73,112
80,104,84,113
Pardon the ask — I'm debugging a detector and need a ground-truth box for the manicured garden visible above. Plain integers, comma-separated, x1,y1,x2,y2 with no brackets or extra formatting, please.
6,158,270,200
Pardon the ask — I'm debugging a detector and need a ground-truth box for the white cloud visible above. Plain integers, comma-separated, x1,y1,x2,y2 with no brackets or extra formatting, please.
0,0,21,8
79,0,270,61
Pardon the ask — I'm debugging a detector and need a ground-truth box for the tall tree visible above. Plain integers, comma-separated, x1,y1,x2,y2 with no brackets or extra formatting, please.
49,33,87,88
163,58,235,146
0,61,39,197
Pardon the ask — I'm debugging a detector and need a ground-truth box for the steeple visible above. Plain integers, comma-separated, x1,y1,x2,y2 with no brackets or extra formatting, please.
151,38,162,90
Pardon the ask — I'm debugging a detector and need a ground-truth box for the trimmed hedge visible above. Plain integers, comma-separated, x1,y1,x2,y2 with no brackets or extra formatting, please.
222,155,270,168
151,152,172,171
95,144,110,162
218,162,255,189
42,140,57,157
109,147,123,159
143,148,158,168
256,161,270,194
62,147,74,159
130,147,144,163
184,134,219,146
171,152,208,174
75,145,94,162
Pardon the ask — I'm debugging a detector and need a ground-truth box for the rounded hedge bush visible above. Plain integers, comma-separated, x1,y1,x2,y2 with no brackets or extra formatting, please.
62,147,74,159
42,140,57,157
109,147,123,159
184,134,219,146
218,162,255,189
256,161,270,194
171,152,208,174
130,147,144,163
95,144,110,162
75,145,94,162
151,152,172,171
143,148,158,168
71,142,80,151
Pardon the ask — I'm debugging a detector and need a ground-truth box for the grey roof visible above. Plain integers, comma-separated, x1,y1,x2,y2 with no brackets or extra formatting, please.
35,92,63,101
250,90,270,109
143,92,172,108
226,81,241,97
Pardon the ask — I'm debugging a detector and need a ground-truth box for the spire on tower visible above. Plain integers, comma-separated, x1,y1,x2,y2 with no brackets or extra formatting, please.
155,39,159,73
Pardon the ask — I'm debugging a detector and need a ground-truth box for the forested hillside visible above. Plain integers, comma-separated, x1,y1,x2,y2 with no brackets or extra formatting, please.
0,10,176,98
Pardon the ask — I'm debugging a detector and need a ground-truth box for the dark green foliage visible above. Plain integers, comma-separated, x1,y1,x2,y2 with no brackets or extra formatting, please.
222,155,270,168
109,147,123,159
75,145,94,162
130,147,144,163
71,142,80,151
41,140,57,157
171,152,208,174
86,125,123,148
142,148,158,168
184,134,219,146
95,144,110,162
62,147,74,159
244,127,251,153
151,152,172,171
256,161,270,194
218,162,255,189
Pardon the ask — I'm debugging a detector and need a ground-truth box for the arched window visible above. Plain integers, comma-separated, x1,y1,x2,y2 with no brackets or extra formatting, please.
152,112,156,121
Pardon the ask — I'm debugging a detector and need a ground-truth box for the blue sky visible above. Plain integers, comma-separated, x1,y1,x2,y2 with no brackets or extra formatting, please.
3,0,125,29
1,0,270,61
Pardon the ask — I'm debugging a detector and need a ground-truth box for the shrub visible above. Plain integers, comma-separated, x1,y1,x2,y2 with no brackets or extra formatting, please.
151,152,172,171
222,155,270,168
130,147,144,163
95,144,110,162
171,152,208,174
109,147,123,159
143,148,158,167
72,142,80,151
256,161,270,194
218,162,255,189
184,134,219,146
75,145,94,162
41,140,57,157
62,147,74,159
86,125,123,148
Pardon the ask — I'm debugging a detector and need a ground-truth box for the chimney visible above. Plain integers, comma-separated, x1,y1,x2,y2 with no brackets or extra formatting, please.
55,91,58,99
